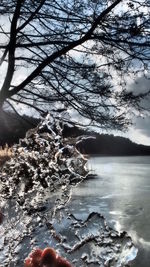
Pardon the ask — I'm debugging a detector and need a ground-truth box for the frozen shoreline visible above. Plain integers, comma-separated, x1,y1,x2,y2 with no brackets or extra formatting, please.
0,115,137,266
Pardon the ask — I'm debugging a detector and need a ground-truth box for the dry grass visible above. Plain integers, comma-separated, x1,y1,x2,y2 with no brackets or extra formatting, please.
0,145,13,167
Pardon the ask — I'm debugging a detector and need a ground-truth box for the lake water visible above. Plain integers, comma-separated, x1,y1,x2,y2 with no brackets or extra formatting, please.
70,156,150,267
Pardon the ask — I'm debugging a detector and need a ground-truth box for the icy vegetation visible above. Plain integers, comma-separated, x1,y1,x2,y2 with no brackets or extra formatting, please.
0,114,137,266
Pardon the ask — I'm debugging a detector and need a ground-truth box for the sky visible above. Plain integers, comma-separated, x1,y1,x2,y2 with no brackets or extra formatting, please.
69,47,150,146
0,1,150,146
125,75,150,145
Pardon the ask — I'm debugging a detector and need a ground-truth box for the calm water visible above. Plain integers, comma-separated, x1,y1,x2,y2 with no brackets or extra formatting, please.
70,156,150,267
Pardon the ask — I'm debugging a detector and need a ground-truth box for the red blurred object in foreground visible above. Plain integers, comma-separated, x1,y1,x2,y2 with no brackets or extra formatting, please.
24,247,72,267
56,256,73,267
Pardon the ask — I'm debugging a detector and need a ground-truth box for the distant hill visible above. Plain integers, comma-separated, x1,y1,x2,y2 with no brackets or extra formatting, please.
63,125,150,156
77,134,150,156
0,111,39,146
0,111,150,156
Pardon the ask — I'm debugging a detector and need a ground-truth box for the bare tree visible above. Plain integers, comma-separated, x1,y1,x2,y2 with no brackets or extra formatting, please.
0,0,149,129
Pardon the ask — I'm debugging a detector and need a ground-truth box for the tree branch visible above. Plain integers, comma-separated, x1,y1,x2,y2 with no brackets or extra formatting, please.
0,0,22,104
8,0,122,98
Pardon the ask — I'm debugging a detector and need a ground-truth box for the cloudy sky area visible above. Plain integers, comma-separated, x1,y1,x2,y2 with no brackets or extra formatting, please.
120,75,150,145
70,46,150,146
113,75,150,146
0,2,150,146
1,44,150,146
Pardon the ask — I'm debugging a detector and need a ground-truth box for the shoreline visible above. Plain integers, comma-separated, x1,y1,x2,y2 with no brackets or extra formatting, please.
0,115,138,266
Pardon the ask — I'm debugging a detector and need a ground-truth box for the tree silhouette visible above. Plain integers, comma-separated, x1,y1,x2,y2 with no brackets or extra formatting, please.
0,0,149,129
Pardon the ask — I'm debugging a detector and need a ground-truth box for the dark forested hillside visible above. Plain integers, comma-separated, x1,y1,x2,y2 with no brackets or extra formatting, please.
0,111,39,146
0,112,150,156
76,132,150,156
63,125,150,156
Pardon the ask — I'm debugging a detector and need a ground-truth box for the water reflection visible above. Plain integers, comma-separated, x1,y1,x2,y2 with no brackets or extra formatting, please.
71,156,150,267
